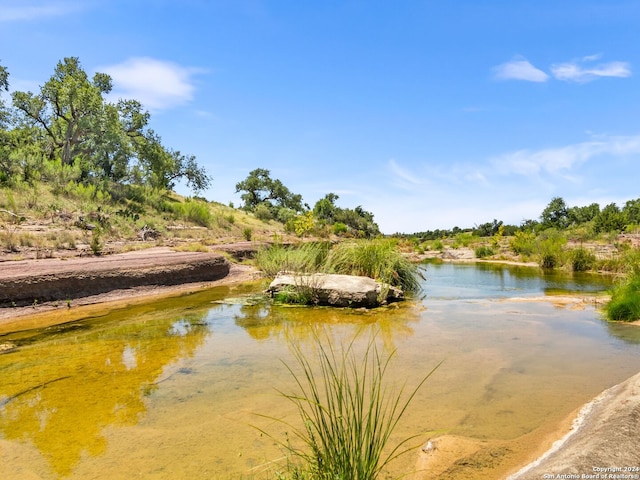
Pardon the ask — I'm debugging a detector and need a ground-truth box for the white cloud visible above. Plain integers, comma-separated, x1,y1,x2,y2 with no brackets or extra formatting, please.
493,54,631,85
493,58,549,83
0,1,80,22
551,60,631,83
100,57,203,111
491,135,640,177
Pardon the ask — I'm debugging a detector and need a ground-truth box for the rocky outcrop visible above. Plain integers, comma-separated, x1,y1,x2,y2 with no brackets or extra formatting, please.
0,248,230,307
507,371,640,479
266,272,404,307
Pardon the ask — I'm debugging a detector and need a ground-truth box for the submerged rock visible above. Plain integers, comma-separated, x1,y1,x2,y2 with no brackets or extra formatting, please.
266,272,404,308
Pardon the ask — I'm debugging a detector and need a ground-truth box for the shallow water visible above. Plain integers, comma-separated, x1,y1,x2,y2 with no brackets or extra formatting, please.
1,264,639,479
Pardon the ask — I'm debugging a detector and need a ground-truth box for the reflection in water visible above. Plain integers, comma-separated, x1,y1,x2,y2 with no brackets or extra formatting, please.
0,267,638,480
233,299,420,351
0,304,214,477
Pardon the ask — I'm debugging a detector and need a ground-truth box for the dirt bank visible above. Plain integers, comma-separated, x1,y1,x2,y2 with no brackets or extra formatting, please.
0,246,264,328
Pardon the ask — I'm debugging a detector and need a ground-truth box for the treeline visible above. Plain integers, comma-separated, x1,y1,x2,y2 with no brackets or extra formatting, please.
402,196,640,240
234,168,380,238
0,57,210,198
0,57,380,238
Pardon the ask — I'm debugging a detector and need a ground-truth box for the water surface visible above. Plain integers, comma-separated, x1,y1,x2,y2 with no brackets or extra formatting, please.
1,264,639,479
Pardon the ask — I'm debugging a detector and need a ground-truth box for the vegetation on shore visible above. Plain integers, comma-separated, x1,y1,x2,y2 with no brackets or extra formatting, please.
254,239,422,303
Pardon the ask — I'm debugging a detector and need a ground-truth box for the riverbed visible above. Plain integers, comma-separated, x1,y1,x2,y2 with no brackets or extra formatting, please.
1,263,639,479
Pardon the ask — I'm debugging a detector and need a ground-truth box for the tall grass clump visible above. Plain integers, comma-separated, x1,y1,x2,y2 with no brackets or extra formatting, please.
180,199,213,227
262,331,440,479
254,242,331,277
325,239,422,293
605,248,640,322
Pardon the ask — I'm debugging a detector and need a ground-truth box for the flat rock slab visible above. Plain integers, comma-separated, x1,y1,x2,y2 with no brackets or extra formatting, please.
0,247,230,307
267,272,403,307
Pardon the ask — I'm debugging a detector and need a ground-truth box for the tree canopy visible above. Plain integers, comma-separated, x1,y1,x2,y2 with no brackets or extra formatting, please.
1,57,211,193
235,168,304,215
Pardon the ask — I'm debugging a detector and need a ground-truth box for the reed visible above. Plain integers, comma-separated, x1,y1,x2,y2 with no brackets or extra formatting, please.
324,239,422,293
261,331,440,479
254,242,331,277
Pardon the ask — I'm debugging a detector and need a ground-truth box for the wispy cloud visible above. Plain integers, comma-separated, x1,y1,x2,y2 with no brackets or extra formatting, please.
492,57,549,82
0,1,81,22
491,135,640,177
493,54,631,84
388,158,424,189
100,57,204,111
551,56,631,83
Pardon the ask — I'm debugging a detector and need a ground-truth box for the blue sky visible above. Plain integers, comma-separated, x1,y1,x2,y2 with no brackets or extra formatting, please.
1,1,639,233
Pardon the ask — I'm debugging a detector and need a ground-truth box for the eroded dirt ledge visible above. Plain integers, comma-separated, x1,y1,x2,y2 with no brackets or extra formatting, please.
0,247,230,307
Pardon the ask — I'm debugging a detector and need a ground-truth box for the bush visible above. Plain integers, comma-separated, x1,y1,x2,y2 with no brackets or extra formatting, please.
474,246,494,258
605,272,640,322
333,222,348,235
454,232,476,248
510,230,536,256
254,203,274,221
569,247,596,272
537,230,567,269
604,248,640,321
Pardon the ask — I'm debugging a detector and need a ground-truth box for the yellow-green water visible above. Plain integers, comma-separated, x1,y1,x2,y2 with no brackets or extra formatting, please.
1,264,639,479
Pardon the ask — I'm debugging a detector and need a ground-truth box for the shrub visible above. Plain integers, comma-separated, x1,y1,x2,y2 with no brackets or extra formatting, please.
254,203,274,221
509,230,536,256
90,228,103,255
569,247,596,272
474,246,494,258
605,271,640,322
453,232,476,248
536,230,567,269
333,222,348,236
242,227,253,241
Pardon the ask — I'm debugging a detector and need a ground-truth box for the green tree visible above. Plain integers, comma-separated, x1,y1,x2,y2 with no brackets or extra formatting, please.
313,192,339,222
567,203,600,225
235,168,303,216
10,57,210,192
12,57,112,168
594,203,626,233
623,198,640,226
0,61,9,126
541,197,568,229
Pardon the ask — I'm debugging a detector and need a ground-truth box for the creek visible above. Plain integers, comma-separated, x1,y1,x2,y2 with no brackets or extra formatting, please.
1,262,640,479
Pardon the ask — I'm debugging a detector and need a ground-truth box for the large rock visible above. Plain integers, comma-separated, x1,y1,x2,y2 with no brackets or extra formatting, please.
266,272,404,307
